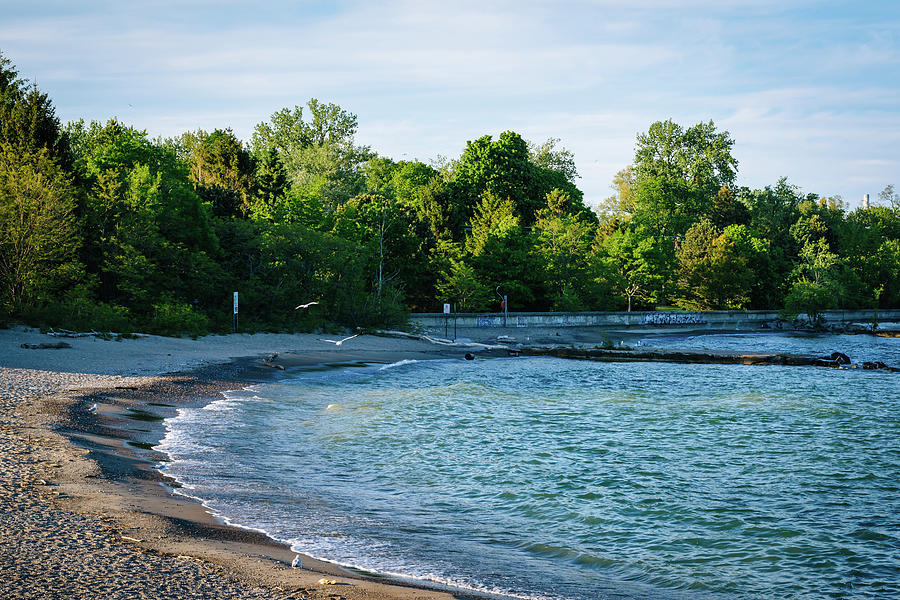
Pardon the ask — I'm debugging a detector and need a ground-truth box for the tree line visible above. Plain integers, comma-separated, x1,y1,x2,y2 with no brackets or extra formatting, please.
1,50,898,335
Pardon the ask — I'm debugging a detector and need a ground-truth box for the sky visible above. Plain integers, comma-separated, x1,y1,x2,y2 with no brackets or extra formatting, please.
2,0,898,209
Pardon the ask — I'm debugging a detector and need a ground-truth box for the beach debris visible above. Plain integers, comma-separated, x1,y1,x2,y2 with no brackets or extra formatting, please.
263,361,285,370
120,535,143,543
317,333,360,349
291,555,303,569
46,328,142,339
317,578,337,585
20,341,71,349
295,301,319,309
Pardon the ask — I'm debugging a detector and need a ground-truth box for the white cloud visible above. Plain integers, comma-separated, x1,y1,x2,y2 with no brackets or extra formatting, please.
2,0,897,209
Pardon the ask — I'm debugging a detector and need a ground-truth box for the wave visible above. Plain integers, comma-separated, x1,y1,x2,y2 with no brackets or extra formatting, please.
378,359,420,371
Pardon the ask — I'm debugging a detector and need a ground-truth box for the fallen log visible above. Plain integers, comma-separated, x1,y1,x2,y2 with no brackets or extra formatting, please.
516,346,895,370
20,341,72,350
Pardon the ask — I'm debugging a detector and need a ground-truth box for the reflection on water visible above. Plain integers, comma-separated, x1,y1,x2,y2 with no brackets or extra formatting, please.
159,333,900,600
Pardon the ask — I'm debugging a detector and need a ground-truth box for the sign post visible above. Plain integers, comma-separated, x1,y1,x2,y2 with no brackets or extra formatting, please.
443,303,451,338
233,292,239,332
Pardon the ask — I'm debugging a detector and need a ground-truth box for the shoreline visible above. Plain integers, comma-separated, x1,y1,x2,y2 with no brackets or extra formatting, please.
5,325,892,599
1,327,491,600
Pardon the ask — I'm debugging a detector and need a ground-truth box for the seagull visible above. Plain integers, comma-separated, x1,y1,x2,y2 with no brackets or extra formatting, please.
291,555,303,569
88,403,98,413
295,301,319,310
317,334,360,349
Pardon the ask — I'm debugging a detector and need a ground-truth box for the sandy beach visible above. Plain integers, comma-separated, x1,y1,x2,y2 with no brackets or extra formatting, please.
3,325,554,600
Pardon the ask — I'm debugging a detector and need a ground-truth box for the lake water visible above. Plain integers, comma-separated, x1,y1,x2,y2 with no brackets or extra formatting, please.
157,333,900,599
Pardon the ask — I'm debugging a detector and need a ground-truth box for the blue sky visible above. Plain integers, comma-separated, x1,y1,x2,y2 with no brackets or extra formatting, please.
2,0,898,208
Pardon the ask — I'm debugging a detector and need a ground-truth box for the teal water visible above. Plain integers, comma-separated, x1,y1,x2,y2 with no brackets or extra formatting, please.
158,333,900,599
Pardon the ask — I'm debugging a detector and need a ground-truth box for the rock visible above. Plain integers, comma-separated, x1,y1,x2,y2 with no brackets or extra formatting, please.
828,351,851,364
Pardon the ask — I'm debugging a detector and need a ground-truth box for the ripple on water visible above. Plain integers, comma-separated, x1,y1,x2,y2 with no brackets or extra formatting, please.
158,336,900,600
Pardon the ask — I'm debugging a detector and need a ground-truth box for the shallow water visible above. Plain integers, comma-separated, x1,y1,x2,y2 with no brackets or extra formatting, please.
158,333,900,599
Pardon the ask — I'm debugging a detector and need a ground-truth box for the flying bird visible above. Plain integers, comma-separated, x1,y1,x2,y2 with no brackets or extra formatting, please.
317,334,360,349
295,301,319,310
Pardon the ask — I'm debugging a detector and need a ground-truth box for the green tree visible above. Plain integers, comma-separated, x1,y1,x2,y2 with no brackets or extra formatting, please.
596,228,665,311
532,189,595,309
180,128,254,217
465,192,541,309
878,184,899,210
0,51,70,164
528,137,579,183
634,119,737,192
0,144,80,311
452,131,588,226
436,257,492,312
251,99,372,208
673,219,754,310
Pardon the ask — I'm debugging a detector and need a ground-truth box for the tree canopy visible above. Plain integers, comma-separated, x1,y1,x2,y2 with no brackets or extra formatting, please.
0,50,897,334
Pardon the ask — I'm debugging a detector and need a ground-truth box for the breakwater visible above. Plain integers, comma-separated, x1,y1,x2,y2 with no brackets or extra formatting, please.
411,308,900,331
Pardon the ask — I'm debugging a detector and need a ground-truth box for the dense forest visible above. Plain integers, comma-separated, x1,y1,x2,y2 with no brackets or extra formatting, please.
1,50,898,335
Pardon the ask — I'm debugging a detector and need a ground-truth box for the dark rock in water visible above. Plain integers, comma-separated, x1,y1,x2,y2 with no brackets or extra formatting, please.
862,361,900,372
464,353,475,361
829,352,851,364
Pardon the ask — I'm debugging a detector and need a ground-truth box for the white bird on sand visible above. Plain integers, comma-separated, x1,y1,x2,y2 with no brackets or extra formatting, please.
295,301,319,310
88,403,98,413
291,555,303,569
317,333,360,349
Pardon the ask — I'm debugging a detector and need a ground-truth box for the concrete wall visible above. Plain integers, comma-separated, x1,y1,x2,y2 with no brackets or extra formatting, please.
409,309,900,331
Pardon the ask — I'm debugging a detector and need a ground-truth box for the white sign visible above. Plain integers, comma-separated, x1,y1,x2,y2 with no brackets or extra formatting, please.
443,303,451,314
233,292,239,315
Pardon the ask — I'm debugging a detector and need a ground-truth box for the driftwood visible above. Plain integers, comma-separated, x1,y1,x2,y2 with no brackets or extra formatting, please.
20,342,72,350
45,328,144,339
516,345,897,371
46,328,103,338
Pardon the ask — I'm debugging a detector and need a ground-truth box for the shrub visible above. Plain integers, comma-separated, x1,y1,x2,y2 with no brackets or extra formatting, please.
148,298,210,337
22,285,133,332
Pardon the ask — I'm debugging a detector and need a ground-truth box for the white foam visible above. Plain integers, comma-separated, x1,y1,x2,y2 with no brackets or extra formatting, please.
379,359,420,371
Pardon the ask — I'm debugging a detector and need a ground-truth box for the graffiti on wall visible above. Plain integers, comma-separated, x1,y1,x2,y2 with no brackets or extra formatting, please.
640,312,707,325
477,316,501,327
